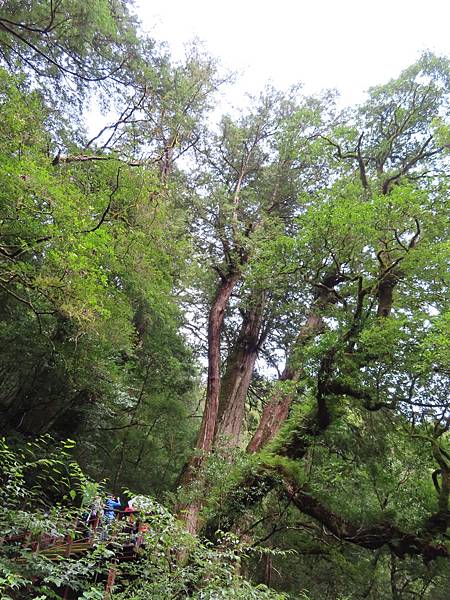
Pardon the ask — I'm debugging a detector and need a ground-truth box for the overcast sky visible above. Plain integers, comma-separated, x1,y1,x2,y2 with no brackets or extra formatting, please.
136,0,450,107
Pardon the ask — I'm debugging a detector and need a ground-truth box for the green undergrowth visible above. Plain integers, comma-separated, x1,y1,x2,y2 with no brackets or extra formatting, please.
0,437,293,599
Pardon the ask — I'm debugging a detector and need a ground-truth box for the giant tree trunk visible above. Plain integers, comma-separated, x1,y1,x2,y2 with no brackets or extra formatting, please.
247,272,341,453
215,292,267,447
246,364,297,454
178,271,240,533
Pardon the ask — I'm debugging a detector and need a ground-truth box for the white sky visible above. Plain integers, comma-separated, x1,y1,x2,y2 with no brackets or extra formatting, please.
136,0,450,108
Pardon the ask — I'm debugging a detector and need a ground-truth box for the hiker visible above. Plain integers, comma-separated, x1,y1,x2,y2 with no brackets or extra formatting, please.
124,500,137,522
124,500,139,542
104,494,121,523
85,495,103,532
100,494,121,540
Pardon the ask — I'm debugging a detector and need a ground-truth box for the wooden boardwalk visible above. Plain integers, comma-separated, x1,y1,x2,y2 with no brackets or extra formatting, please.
6,521,146,598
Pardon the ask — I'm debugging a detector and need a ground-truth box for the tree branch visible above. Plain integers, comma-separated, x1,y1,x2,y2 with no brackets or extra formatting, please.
282,477,449,560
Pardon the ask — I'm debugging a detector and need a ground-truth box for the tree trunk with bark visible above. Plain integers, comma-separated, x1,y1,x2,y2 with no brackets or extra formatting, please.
178,270,240,533
246,364,298,454
247,273,340,453
376,267,401,318
215,292,267,447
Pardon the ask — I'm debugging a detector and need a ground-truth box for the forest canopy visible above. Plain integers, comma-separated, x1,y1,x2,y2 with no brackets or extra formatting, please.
0,2,449,599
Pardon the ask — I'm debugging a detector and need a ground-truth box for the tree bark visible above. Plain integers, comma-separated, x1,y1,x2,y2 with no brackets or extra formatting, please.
247,364,298,454
247,272,340,453
376,269,401,318
215,292,267,447
178,270,240,533
197,272,241,454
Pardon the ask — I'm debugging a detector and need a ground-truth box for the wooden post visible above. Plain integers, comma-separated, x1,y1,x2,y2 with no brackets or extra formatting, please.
104,562,117,599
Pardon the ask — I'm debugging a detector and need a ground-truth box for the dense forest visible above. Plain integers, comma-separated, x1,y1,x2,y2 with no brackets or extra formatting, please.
0,2,449,598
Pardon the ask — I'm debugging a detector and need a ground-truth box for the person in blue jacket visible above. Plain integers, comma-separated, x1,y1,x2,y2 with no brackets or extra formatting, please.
104,494,121,523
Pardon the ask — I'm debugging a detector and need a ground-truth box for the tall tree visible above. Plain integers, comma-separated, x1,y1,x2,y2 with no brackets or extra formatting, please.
200,54,450,575
0,0,140,107
247,51,450,452
177,89,335,531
